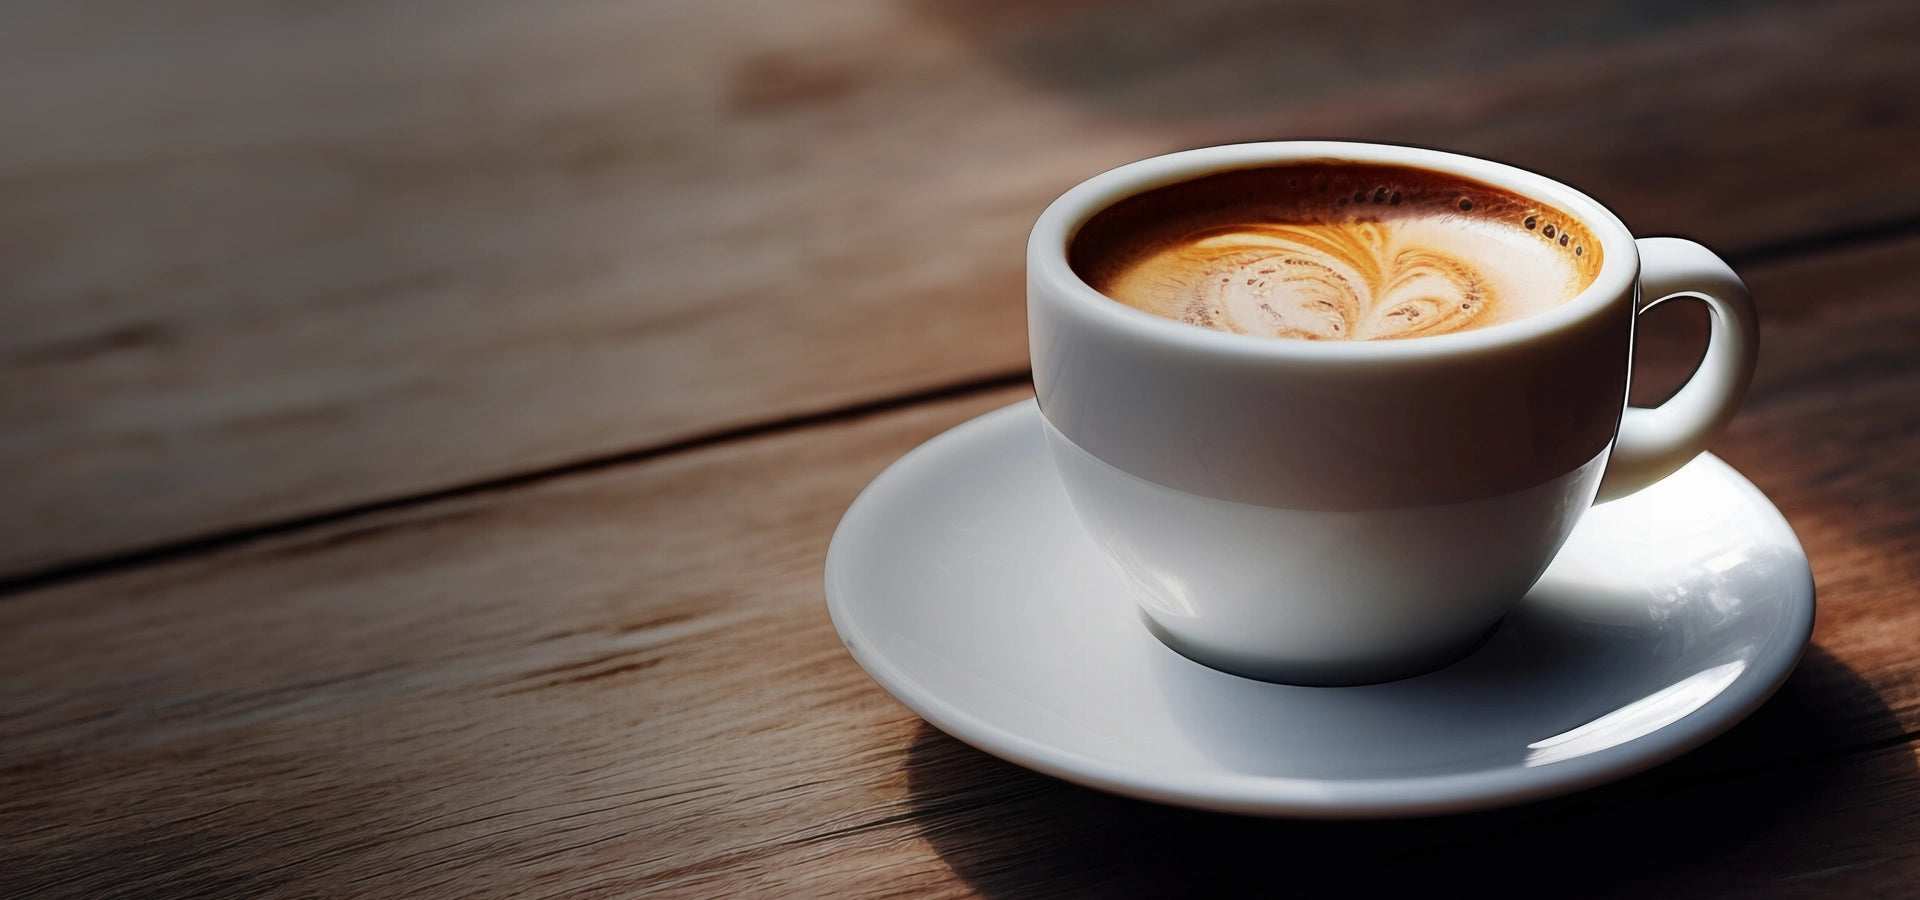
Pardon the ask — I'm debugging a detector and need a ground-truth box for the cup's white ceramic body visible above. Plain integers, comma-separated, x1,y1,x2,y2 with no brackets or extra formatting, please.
1028,142,1758,685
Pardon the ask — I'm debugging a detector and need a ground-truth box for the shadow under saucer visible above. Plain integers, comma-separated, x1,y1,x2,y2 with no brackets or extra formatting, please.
905,646,1916,898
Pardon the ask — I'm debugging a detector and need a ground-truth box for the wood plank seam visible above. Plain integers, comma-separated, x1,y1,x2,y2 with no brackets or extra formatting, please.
1721,211,1920,269
3,214,1913,600
0,371,1034,598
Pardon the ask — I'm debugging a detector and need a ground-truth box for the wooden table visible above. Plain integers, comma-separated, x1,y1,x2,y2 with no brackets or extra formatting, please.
4,2,1918,895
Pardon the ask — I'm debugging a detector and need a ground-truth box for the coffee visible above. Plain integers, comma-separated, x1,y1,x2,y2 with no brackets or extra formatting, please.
1069,162,1602,341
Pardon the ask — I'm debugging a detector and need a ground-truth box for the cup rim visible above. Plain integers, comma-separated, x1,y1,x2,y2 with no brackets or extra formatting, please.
1028,141,1639,361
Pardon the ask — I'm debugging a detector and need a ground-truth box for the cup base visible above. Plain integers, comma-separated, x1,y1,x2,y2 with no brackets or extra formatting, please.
1138,611,1502,686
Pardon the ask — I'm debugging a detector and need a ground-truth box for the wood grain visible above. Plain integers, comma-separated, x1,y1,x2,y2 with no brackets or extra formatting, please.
0,386,1030,899
6,0,1920,578
4,223,1919,895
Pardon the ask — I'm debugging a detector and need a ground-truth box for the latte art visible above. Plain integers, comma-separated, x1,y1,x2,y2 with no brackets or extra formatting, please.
1108,218,1574,340
1071,163,1601,341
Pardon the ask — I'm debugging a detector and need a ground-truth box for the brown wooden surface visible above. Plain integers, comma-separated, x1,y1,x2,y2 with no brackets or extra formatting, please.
4,1,1920,897
6,0,1920,579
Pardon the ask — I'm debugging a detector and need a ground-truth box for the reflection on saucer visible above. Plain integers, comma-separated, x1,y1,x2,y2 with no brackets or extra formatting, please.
1525,660,1746,767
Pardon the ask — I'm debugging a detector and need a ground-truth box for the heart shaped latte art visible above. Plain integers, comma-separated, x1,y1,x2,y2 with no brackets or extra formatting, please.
1179,222,1491,341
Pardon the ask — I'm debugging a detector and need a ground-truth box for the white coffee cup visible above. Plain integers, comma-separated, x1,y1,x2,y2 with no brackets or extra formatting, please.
1028,142,1758,685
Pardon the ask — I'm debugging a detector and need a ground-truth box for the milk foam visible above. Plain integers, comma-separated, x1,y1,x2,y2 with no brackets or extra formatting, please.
1103,215,1581,340
1072,163,1600,341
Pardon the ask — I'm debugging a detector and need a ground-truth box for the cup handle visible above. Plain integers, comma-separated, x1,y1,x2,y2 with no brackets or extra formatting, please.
1594,237,1761,503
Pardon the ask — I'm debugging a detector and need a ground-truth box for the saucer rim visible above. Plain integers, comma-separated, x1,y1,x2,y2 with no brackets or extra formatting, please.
825,400,1815,818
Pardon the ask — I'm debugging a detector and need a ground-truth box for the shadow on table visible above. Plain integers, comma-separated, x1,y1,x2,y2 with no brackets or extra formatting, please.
905,645,1913,897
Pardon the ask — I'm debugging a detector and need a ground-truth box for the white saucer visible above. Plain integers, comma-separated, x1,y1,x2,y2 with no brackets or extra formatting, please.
825,400,1814,818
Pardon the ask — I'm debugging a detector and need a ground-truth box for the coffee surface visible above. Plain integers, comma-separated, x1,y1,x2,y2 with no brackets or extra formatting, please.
1070,162,1602,341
